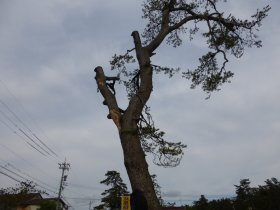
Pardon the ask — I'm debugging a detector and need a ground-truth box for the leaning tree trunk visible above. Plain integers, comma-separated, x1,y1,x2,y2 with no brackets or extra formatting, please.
120,120,161,210
95,31,161,210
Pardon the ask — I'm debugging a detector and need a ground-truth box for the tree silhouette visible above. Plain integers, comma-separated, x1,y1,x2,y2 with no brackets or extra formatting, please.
94,1,270,209
0,181,47,210
94,170,129,210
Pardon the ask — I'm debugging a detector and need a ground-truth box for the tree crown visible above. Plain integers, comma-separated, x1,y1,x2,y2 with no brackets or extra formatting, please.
96,0,270,167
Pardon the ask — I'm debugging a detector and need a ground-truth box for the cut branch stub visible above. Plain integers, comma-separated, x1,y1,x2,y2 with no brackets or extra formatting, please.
94,66,106,87
94,66,122,131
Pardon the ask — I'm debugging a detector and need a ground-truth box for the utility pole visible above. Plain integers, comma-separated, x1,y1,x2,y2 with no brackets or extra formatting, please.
57,160,70,210
89,200,92,210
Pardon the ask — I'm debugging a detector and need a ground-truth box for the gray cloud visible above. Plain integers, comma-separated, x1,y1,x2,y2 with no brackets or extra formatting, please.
0,0,279,209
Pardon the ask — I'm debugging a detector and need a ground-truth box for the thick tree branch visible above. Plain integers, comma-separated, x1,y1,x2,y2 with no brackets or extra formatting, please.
131,31,145,66
145,28,169,54
126,32,153,123
145,1,176,54
94,66,122,130
169,16,197,32
145,2,222,53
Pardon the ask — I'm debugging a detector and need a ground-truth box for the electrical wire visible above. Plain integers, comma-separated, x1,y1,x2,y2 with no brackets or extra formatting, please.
0,142,58,181
0,79,59,155
0,80,77,207
67,183,103,191
0,79,63,164
62,196,76,210
0,114,47,156
0,164,58,195
0,159,58,192
0,169,22,183
18,127,50,155
0,168,58,203
0,105,49,156
0,96,58,157
64,197,101,201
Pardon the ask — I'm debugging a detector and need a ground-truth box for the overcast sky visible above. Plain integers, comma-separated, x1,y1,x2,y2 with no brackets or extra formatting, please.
0,0,279,209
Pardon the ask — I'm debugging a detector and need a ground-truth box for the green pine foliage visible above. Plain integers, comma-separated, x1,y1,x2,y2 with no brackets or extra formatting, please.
94,171,129,210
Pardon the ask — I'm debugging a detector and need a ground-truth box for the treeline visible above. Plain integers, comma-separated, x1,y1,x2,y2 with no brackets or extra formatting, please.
186,178,280,210
93,171,280,210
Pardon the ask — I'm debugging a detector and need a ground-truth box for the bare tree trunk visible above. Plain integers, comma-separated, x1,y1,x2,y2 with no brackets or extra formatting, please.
119,31,161,210
120,122,161,210
95,30,161,210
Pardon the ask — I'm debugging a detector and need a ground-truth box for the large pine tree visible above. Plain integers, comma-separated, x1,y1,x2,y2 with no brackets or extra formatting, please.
94,1,270,209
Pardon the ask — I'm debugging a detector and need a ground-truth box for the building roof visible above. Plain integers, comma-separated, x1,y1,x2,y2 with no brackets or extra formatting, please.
0,192,42,205
0,193,66,207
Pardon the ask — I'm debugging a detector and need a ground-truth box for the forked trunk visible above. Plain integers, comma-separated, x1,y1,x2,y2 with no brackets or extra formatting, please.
95,30,162,209
118,31,161,210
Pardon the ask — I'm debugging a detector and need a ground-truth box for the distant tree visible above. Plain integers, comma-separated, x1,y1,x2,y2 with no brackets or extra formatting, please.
1,180,46,195
251,177,280,210
150,174,164,206
208,198,233,210
235,179,252,200
193,195,208,210
185,204,193,210
234,179,255,210
262,178,280,209
185,177,280,210
94,170,129,210
94,1,270,209
0,181,46,209
38,200,57,210
189,195,233,210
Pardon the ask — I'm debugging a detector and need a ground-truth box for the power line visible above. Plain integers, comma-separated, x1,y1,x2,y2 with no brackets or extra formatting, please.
0,142,58,181
0,164,58,195
0,103,49,156
67,183,103,191
0,96,58,157
0,79,62,165
0,165,33,184
0,169,57,200
33,133,58,157
64,197,101,201
62,196,76,210
18,127,51,155
0,114,47,156
0,80,60,157
63,185,96,198
0,159,58,192
0,80,76,208
0,169,22,183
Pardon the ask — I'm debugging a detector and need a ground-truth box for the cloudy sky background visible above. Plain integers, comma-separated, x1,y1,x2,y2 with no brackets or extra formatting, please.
0,0,279,209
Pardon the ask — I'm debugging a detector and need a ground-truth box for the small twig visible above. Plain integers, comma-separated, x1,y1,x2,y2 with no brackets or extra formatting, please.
126,48,135,53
